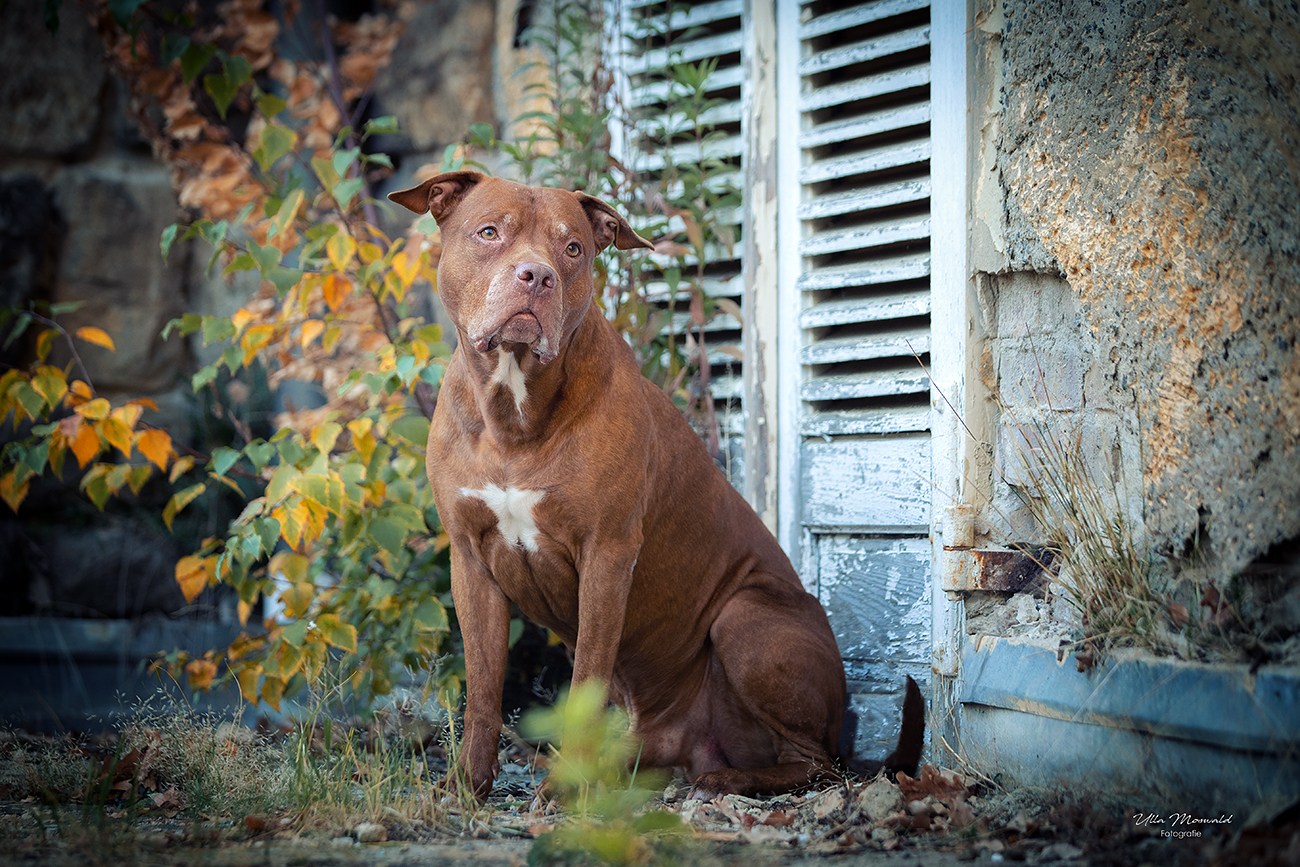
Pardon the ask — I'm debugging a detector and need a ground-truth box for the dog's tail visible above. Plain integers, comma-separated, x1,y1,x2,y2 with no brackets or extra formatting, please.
840,675,926,779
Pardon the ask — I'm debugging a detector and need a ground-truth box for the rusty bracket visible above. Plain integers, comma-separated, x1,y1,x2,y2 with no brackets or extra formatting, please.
941,546,1057,593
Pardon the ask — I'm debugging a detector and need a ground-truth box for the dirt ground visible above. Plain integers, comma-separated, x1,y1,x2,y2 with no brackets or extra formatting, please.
1,728,1294,867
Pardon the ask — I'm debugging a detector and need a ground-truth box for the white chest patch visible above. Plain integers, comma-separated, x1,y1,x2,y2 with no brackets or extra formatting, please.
459,484,546,552
492,348,527,414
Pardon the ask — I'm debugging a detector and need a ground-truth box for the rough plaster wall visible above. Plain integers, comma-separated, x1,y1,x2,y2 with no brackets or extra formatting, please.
993,0,1300,576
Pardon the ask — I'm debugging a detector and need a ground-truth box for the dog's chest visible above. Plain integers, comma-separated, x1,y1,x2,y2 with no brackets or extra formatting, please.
457,483,546,551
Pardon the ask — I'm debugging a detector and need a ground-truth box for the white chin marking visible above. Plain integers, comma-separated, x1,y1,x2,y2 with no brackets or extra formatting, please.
492,348,527,414
458,484,545,552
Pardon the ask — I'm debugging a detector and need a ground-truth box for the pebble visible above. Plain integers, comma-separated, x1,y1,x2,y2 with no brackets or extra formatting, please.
355,822,388,843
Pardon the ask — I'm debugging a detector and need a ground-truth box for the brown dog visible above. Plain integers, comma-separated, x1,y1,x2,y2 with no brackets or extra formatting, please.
389,172,923,798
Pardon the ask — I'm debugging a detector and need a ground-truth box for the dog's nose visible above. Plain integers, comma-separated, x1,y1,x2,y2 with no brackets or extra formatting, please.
514,262,557,294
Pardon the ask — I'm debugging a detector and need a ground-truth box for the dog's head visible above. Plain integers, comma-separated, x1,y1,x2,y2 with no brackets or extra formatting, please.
389,172,652,364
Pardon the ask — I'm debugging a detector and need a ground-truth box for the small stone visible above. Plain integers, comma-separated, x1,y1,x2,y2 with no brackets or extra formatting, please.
355,822,387,843
858,778,904,823
331,836,356,846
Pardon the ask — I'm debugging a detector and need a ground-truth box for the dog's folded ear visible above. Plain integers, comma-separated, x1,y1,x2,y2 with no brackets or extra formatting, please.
388,171,486,221
575,192,655,253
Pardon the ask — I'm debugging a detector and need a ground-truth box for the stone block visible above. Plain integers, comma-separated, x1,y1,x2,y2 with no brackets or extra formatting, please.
0,2,105,157
50,157,190,393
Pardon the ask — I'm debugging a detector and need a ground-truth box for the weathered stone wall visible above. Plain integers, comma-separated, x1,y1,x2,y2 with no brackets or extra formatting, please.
972,0,1300,586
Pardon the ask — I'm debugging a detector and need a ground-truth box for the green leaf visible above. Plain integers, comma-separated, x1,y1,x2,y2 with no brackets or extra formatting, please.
363,116,399,137
332,147,360,179
179,42,214,83
253,124,297,172
390,415,430,449
191,364,219,391
368,517,405,558
107,0,148,27
413,598,449,631
281,619,309,647
244,441,276,470
332,177,365,209
160,223,180,264
204,55,253,120
210,446,240,477
256,92,287,120
248,241,282,276
201,316,237,346
267,267,303,299
268,188,304,240
316,614,358,654
160,34,191,68
254,517,280,555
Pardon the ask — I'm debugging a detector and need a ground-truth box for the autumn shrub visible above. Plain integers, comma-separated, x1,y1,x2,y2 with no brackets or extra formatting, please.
3,0,454,715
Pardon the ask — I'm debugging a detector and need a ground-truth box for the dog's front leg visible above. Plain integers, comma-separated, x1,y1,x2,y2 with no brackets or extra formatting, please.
449,541,510,800
569,539,641,693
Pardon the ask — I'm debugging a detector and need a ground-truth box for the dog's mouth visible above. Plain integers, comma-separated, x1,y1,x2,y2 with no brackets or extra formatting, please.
471,311,554,361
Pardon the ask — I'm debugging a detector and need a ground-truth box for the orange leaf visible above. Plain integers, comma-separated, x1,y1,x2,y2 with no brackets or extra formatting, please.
71,421,102,468
174,555,210,603
185,658,218,691
75,327,115,352
322,274,351,311
127,396,160,411
136,429,174,471
300,319,325,350
1,469,31,513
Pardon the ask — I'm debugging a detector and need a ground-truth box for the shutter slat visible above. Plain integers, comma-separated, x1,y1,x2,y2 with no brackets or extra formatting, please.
797,257,931,294
800,214,930,258
800,25,930,76
800,406,931,437
800,289,931,329
801,366,930,402
800,328,929,365
802,139,930,185
800,177,930,220
801,102,930,149
800,63,930,113
799,0,930,40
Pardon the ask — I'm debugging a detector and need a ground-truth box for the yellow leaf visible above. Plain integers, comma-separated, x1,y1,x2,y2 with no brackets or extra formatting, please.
230,308,257,337
136,428,174,471
169,454,196,483
275,642,304,679
300,319,325,350
66,380,93,406
279,581,315,619
109,403,143,430
391,249,421,288
35,328,57,362
163,482,206,530
315,613,357,654
237,598,253,626
357,242,382,265
175,555,209,603
75,326,115,351
261,675,285,712
326,232,356,271
31,365,67,410
1,469,31,513
75,397,111,420
235,665,261,705
97,417,134,458
127,396,160,411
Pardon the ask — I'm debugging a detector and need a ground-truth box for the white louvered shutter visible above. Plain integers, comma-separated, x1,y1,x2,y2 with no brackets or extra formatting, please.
778,0,934,757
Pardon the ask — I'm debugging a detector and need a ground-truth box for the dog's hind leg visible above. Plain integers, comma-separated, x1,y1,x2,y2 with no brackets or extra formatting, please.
688,579,848,797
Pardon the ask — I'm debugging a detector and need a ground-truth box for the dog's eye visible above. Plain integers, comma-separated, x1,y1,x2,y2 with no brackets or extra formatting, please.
566,241,582,257
479,227,499,240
